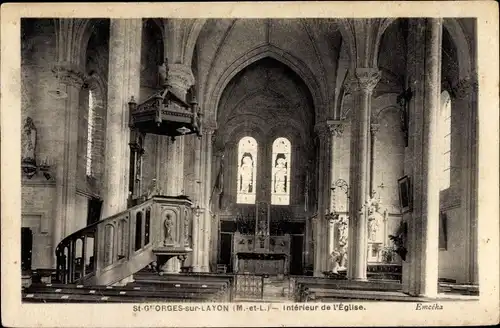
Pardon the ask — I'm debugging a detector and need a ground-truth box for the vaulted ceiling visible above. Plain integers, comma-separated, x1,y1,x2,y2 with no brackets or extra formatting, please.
195,19,344,123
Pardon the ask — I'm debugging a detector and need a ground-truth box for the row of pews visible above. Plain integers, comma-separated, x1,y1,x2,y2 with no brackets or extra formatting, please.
291,276,405,302
22,268,478,303
292,276,479,302
23,269,234,303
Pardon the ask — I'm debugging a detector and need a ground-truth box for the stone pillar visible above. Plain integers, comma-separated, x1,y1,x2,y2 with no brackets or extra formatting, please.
419,18,442,297
164,138,184,196
190,136,203,272
102,19,142,218
159,45,194,273
313,123,334,275
346,68,381,281
200,127,215,272
454,78,478,284
190,208,201,272
327,120,346,270
161,137,185,274
52,66,85,252
403,18,442,297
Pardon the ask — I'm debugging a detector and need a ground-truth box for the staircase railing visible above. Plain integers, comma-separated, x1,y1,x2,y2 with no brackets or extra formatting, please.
55,196,193,285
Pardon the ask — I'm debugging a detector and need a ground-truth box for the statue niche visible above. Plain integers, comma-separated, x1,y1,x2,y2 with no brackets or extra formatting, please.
163,213,174,246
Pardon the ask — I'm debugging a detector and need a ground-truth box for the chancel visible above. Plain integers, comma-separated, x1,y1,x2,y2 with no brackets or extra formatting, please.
20,17,480,303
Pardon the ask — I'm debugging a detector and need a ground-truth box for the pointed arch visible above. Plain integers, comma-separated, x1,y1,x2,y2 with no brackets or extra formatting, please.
207,44,325,122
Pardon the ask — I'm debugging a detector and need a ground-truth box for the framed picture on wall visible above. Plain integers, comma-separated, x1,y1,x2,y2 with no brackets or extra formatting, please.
398,175,412,213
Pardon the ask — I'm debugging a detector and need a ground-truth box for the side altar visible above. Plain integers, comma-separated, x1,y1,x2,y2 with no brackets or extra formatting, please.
232,202,290,275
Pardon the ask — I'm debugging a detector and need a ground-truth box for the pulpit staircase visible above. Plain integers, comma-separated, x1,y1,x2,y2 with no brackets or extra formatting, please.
53,66,203,287
54,196,194,286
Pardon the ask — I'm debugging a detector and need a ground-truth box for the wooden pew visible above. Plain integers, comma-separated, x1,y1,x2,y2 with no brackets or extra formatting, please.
292,276,402,302
133,271,235,301
23,283,222,303
23,293,213,303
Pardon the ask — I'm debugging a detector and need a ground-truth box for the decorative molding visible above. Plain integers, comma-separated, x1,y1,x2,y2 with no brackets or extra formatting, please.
326,120,346,137
370,123,381,135
346,68,381,95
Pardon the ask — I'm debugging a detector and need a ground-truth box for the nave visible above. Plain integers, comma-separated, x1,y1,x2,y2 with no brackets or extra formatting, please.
20,16,481,303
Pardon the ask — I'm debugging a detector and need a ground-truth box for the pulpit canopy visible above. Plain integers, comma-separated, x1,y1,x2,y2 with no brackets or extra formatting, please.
128,86,202,138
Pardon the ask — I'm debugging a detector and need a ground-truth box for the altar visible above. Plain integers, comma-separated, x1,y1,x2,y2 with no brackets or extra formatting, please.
233,234,290,275
232,202,291,275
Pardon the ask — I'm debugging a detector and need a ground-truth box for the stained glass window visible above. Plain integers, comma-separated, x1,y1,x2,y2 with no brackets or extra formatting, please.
271,137,291,205
237,137,257,204
440,91,451,191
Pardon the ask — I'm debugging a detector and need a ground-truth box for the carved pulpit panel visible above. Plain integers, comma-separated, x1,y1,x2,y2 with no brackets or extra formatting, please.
162,209,177,247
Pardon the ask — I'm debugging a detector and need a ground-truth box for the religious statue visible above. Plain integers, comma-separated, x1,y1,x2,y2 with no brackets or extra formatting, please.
164,214,173,245
258,218,267,236
368,216,379,241
158,58,169,88
336,216,349,269
273,154,287,193
22,117,37,165
239,153,254,193
365,194,386,242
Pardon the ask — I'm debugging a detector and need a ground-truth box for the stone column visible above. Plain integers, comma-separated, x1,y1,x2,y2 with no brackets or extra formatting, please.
326,120,346,269
102,19,142,218
313,123,332,275
454,78,478,284
162,68,194,274
403,18,442,297
190,135,203,272
164,138,184,196
346,68,381,281
52,66,85,252
200,127,216,272
419,18,442,297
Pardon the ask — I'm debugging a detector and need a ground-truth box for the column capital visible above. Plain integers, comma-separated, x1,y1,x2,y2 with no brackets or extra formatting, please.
346,68,381,95
326,120,347,137
203,121,217,135
167,63,195,96
52,64,85,89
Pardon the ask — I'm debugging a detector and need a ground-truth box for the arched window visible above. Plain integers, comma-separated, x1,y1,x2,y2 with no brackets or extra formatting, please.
440,91,452,191
86,90,96,177
237,137,258,204
271,137,291,205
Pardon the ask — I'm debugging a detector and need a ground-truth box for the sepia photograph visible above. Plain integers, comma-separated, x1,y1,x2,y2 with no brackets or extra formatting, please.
1,2,499,327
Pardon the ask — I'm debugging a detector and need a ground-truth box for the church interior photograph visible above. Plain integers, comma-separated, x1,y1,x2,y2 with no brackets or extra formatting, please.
20,17,479,303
